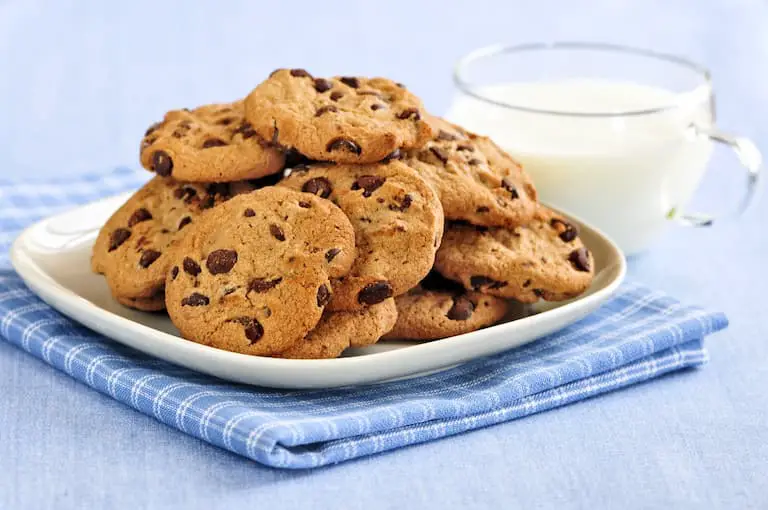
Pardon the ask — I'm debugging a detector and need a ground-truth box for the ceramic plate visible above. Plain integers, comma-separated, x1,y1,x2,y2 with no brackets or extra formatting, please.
11,192,625,388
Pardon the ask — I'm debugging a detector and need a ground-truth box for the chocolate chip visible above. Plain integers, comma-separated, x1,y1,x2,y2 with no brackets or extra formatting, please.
217,117,234,126
469,275,507,290
315,105,338,117
298,201,311,208
234,121,257,139
533,289,545,298
316,284,331,307
447,295,475,321
108,228,131,252
206,249,238,274
522,279,532,288
248,277,282,293
202,138,227,149
302,177,333,198
429,147,449,164
551,218,579,242
181,293,209,306
501,178,519,199
397,108,420,120
290,68,311,78
178,216,192,230
436,130,457,142
357,281,393,305
128,208,152,227
269,224,286,241
396,82,406,88
351,175,386,197
171,266,179,280
370,104,384,111
389,194,412,212
340,76,359,88
568,248,591,272
314,78,333,92
244,208,256,217
468,158,481,165
325,248,341,262
326,138,361,155
330,91,343,101
244,320,264,343
183,257,201,276
382,149,401,162
174,186,197,203
139,249,161,268
145,122,161,137
456,144,473,152
151,150,173,176
476,206,490,213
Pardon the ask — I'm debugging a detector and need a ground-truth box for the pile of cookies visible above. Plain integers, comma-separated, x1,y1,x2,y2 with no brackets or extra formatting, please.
91,68,594,359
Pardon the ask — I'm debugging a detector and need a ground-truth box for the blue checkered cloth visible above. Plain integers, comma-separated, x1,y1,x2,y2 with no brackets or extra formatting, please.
0,168,728,469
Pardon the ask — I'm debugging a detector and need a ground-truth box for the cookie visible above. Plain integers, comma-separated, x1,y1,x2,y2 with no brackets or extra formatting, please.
404,117,537,228
115,292,166,312
276,299,397,359
244,69,434,164
383,272,508,341
279,161,444,311
434,207,595,303
164,187,357,356
140,100,285,182
91,177,260,310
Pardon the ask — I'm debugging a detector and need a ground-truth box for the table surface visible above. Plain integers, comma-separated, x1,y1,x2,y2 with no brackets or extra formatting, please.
1,1,767,509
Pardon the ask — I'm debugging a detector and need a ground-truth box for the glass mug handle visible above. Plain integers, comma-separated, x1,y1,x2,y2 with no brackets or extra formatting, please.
674,125,762,227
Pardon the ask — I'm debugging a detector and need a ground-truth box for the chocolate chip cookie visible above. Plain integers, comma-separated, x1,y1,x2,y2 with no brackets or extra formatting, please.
276,299,397,359
279,161,444,311
164,187,356,356
244,69,434,164
404,117,537,228
434,207,595,303
383,272,507,341
91,177,258,310
140,100,285,182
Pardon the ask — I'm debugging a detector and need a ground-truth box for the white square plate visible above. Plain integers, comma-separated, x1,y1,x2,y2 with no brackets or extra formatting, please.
11,192,625,388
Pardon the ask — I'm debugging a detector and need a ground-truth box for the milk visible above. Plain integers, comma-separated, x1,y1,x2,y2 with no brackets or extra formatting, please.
445,79,714,254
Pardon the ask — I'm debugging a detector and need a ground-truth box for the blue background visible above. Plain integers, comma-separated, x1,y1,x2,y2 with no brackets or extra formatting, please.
1,0,767,508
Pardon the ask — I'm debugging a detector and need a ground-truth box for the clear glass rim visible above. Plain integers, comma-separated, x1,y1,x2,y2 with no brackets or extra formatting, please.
453,41,712,118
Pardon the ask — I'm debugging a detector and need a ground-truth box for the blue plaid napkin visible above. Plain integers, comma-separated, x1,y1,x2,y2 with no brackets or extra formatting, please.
0,168,728,469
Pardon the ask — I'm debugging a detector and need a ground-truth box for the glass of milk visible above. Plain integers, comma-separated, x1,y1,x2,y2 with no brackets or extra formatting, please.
445,42,761,255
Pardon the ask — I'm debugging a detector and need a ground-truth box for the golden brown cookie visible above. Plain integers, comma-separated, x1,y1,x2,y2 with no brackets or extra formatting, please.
383,272,508,340
279,161,444,311
115,293,166,312
276,299,397,359
140,100,285,182
91,177,259,310
434,207,595,303
404,117,537,228
164,187,356,356
244,69,434,164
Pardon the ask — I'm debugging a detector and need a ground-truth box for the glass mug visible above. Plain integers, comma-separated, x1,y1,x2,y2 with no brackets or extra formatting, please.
445,42,761,255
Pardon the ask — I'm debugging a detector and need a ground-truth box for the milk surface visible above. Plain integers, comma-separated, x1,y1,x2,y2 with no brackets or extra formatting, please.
446,79,714,254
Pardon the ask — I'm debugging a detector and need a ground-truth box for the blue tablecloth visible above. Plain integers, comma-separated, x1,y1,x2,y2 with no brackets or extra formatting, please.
1,0,767,508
